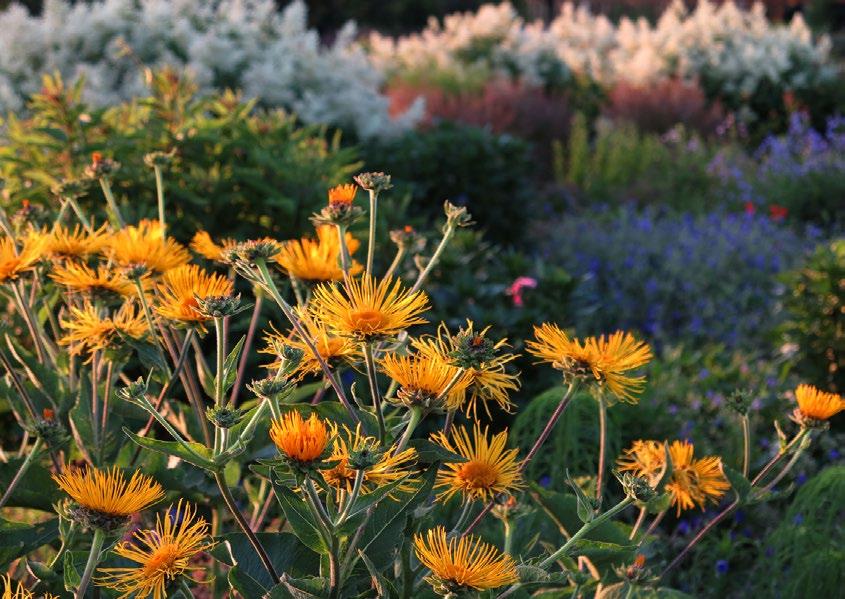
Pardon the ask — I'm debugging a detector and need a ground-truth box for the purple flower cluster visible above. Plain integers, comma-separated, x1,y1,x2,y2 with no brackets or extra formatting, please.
544,205,818,347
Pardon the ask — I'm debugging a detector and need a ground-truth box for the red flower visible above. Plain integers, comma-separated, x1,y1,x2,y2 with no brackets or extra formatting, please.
744,202,756,216
769,204,788,221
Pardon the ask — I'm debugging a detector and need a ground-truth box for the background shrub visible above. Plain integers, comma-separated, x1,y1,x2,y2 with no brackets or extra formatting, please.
0,71,361,242
537,205,817,348
778,238,845,393
363,121,536,244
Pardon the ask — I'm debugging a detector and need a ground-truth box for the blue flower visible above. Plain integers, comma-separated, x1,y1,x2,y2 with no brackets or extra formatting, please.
715,559,729,575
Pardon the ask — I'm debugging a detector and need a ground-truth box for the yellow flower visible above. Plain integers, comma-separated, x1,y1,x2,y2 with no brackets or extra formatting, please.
431,424,523,504
616,439,666,483
1,574,59,599
51,262,136,297
53,466,164,517
275,225,362,281
414,322,520,418
190,230,237,263
618,440,729,515
59,302,148,359
154,264,233,327
526,324,652,402
794,384,845,422
43,223,111,260
95,500,213,599
414,526,518,592
269,411,331,464
328,183,357,207
0,234,45,284
106,220,190,274
261,309,358,380
380,352,470,411
321,423,417,495
309,274,429,340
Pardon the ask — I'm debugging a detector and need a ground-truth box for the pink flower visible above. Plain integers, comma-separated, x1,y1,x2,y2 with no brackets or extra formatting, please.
506,276,537,307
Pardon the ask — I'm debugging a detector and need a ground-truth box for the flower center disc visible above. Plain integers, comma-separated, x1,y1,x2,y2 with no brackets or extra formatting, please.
350,309,386,333
458,461,498,489
142,543,181,576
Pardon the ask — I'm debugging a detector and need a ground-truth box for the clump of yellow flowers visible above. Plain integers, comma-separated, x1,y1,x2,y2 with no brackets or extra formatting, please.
0,156,839,599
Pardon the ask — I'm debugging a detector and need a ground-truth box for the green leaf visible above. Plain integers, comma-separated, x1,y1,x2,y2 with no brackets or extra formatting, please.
565,470,595,523
0,517,59,567
359,465,437,569
123,428,216,470
217,335,246,397
63,551,81,591
271,477,327,554
408,438,468,464
722,464,752,503
358,549,399,598
566,539,637,561
645,492,673,515
228,564,269,596
0,456,62,511
268,576,328,599
210,531,319,590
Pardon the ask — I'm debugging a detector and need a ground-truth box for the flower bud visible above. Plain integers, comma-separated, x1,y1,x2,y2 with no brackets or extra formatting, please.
195,293,242,318
354,171,393,194
206,405,243,429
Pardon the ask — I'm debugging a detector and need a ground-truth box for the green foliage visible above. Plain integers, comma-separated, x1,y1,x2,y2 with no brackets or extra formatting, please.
778,239,845,393
555,114,718,211
756,466,845,598
364,121,535,244
0,71,361,242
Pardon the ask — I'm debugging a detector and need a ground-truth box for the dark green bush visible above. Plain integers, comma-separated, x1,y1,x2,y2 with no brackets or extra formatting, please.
363,121,535,245
778,239,845,393
0,71,361,242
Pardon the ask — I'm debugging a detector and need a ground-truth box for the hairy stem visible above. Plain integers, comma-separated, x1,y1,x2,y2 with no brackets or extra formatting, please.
76,527,105,599
595,396,607,502
362,343,386,444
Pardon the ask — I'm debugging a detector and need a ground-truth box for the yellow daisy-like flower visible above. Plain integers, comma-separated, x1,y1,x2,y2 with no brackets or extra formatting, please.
794,384,845,422
321,423,417,495
275,225,362,281
616,439,666,483
1,574,59,599
269,411,331,464
43,223,111,260
414,322,520,418
328,183,357,207
59,302,148,359
190,230,238,263
51,262,136,297
380,352,470,411
309,274,429,340
261,310,358,380
618,440,729,515
53,466,164,517
154,264,233,328
414,526,518,592
526,324,652,402
95,500,213,599
0,234,45,284
431,424,523,504
106,220,190,274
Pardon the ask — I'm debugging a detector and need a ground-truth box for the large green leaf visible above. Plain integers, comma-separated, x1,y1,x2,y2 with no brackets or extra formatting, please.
271,478,327,554
210,531,319,590
0,517,59,567
359,465,437,569
0,457,61,511
123,428,216,470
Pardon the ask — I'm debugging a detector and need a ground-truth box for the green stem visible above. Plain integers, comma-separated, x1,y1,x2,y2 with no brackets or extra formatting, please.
336,224,351,275
741,414,751,478
133,277,172,379
64,195,93,233
255,259,360,424
366,190,377,274
153,165,166,241
48,522,76,569
449,501,473,535
98,177,124,228
396,406,423,453
0,437,43,508
76,528,105,599
179,578,194,598
214,471,280,584
335,469,365,526
503,518,514,556
411,223,454,293
596,396,607,502
384,246,405,281
498,497,634,599
214,317,226,410
230,293,263,406
362,343,386,445
11,282,51,365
